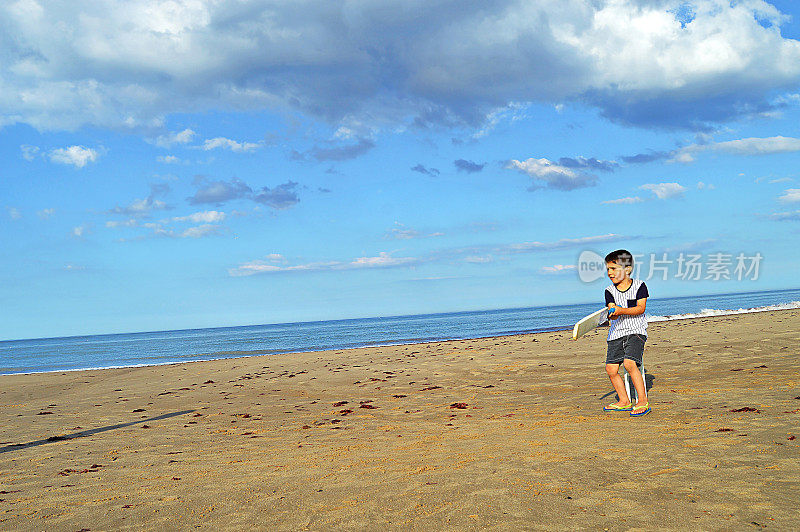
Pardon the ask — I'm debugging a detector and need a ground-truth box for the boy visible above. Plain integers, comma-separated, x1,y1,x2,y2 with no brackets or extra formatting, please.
602,249,651,417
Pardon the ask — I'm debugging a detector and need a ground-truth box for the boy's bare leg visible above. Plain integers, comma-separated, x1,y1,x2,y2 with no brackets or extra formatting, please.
622,358,647,406
605,363,630,406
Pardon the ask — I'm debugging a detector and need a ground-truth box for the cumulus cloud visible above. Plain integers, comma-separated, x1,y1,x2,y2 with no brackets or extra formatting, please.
172,210,226,224
454,159,486,173
187,176,302,210
108,208,226,239
157,155,181,164
506,158,597,190
640,182,687,199
188,177,253,205
48,145,100,168
253,181,300,210
151,129,196,148
202,137,261,152
109,183,171,217
778,188,800,203
6,206,22,220
3,1,798,133
140,223,224,239
177,224,222,238
37,208,55,219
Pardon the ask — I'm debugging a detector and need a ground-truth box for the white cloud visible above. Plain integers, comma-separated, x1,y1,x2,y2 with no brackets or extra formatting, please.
113,197,167,216
506,158,596,190
770,210,800,221
2,2,799,132
507,233,624,253
230,233,627,276
48,145,100,168
119,221,223,239
696,181,715,190
20,144,39,161
172,210,226,224
602,196,644,205
349,252,415,269
109,184,170,217
37,208,55,219
152,129,196,148
157,155,181,164
768,177,793,184
640,182,686,200
464,255,493,264
179,224,221,238
540,264,576,274
471,102,529,139
229,251,417,276
106,218,139,228
229,259,337,276
6,206,22,220
384,222,444,240
778,188,800,203
673,136,800,163
71,224,89,238
202,137,261,152
265,253,286,263
708,136,800,156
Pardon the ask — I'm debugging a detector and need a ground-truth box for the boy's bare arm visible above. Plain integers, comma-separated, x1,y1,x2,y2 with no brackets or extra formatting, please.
607,298,647,318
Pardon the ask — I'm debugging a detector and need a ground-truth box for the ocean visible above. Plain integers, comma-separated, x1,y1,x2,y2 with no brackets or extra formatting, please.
2,288,799,375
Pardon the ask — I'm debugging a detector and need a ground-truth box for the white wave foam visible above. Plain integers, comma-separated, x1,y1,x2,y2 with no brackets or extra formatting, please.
648,300,800,322
0,358,210,377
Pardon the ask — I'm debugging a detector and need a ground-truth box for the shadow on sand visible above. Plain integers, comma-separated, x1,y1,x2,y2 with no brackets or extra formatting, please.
599,372,655,401
0,410,194,454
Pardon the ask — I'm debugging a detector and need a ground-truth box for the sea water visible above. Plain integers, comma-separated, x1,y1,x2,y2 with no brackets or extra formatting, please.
2,288,799,375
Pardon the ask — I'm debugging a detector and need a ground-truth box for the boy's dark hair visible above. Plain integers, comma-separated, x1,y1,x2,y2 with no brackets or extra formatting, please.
605,249,633,268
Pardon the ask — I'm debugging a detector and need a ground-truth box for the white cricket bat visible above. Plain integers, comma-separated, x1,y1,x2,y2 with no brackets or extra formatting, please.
572,307,614,340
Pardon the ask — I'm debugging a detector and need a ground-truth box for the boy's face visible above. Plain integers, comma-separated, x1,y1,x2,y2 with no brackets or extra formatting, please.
606,261,631,284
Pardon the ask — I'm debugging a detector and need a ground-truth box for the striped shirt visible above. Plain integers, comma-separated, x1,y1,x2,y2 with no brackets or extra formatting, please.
604,279,649,341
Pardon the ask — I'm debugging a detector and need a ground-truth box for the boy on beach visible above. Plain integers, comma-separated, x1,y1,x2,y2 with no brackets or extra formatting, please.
603,249,651,417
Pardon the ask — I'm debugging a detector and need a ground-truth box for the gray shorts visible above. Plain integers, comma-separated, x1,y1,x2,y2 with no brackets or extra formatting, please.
606,334,646,366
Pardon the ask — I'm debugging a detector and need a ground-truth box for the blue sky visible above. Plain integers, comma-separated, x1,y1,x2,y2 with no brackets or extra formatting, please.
3,0,800,340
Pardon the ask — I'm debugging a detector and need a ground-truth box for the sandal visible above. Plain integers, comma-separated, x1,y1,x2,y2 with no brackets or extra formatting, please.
603,402,633,411
630,402,651,417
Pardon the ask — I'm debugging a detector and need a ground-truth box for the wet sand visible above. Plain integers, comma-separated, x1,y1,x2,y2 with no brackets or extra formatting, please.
1,309,799,530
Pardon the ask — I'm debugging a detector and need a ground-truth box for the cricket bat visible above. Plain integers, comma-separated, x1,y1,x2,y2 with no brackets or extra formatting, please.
572,307,614,340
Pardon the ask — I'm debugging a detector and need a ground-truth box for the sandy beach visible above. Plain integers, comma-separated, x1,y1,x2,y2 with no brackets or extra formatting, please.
1,309,798,530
